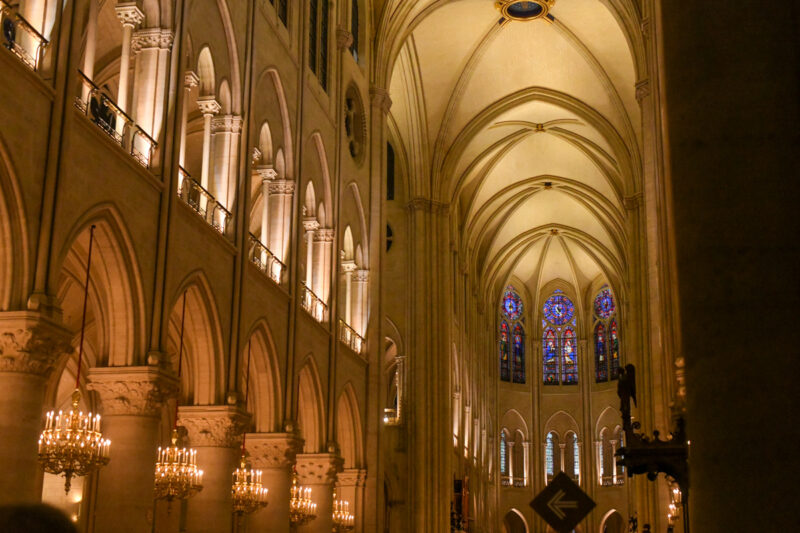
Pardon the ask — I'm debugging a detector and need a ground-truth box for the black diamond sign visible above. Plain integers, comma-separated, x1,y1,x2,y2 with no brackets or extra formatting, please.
530,472,595,533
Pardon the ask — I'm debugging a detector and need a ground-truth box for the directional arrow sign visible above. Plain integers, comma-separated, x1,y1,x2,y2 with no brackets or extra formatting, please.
530,472,595,533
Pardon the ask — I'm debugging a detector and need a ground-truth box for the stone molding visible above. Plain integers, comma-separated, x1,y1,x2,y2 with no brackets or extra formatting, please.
115,3,145,28
336,27,354,50
178,405,250,448
197,96,222,116
340,260,357,274
269,180,296,195
353,269,369,283
337,468,367,488
369,86,392,114
296,453,343,485
87,366,179,417
635,79,650,104
131,28,174,53
303,218,320,232
255,166,278,182
0,312,73,376
315,228,335,243
624,192,644,211
184,70,200,89
212,115,243,134
245,432,303,469
406,197,448,214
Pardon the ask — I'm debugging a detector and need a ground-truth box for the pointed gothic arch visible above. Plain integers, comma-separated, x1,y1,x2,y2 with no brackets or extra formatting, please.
243,319,282,433
0,134,29,310
296,357,325,453
336,383,364,468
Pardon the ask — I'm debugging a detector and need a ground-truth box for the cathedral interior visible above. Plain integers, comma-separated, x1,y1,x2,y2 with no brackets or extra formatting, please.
0,0,796,532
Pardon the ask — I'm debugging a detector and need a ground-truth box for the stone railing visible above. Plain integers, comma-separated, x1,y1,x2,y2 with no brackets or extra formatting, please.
0,1,48,71
247,233,285,284
74,71,157,168
500,476,512,487
177,167,231,235
338,319,364,354
300,282,326,323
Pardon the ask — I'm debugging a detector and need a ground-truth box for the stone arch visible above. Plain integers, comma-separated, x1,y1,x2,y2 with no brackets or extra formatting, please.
600,510,625,533
243,319,282,433
296,357,325,453
342,226,354,261
336,383,363,468
218,78,232,114
167,272,225,405
197,46,216,96
265,68,294,179
0,134,29,311
258,122,274,164
309,132,333,225
502,508,529,533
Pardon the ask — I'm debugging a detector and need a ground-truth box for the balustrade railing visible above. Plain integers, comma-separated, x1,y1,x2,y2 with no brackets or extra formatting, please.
0,1,48,71
338,319,364,354
177,167,231,235
300,282,326,322
600,475,625,486
248,233,285,284
74,71,157,168
512,478,526,488
500,476,512,487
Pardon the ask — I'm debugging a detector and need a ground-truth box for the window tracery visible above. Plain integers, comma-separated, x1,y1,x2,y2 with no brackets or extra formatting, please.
542,291,578,385
593,286,621,382
499,286,525,383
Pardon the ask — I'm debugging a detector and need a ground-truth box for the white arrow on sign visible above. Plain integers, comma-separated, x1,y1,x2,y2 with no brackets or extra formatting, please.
547,489,579,520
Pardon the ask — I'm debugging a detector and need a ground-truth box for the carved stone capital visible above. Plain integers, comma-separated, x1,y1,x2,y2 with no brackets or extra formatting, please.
197,96,222,116
296,453,343,485
315,228,335,243
303,218,320,232
87,366,178,417
0,312,73,376
353,269,369,283
131,28,174,54
251,147,263,165
212,115,242,134
245,432,303,469
269,179,296,195
184,70,200,89
341,260,357,274
255,166,278,182
337,468,367,488
624,192,644,211
635,79,651,104
336,27,354,50
115,3,145,28
178,406,250,448
369,86,392,114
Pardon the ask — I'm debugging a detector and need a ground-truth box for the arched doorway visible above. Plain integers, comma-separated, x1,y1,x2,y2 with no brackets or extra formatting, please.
600,510,625,533
503,509,528,533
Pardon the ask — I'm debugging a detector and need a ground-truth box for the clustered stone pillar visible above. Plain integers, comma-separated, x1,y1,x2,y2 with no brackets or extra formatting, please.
179,71,200,168
88,366,178,533
341,260,356,326
114,2,145,114
268,179,295,269
313,229,335,314
245,432,302,533
0,313,72,504
303,218,320,292
255,166,278,266
352,269,368,336
179,406,249,532
211,114,242,210
196,96,222,192
295,453,342,533
131,28,174,142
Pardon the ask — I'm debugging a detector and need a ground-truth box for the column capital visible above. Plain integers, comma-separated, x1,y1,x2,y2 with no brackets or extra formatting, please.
197,96,222,116
406,197,448,214
115,2,145,28
87,366,179,417
337,468,367,488
314,228,335,243
269,179,296,195
255,165,278,182
369,86,392,114
184,70,200,89
296,453,343,485
211,114,243,134
0,312,73,376
336,26,354,50
353,269,369,283
245,432,303,469
178,405,250,448
303,217,320,232
341,260,357,273
131,28,174,54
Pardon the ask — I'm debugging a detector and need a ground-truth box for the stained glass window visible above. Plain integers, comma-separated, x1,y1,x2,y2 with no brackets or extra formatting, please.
545,432,555,478
593,287,616,319
571,434,580,480
500,432,508,475
499,321,510,382
543,294,575,325
562,327,578,384
609,319,620,379
502,287,523,321
595,323,608,382
543,328,559,385
512,324,525,384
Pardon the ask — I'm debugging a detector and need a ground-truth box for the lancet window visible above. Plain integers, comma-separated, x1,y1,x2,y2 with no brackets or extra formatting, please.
542,291,578,385
308,0,329,90
499,286,525,383
593,286,621,382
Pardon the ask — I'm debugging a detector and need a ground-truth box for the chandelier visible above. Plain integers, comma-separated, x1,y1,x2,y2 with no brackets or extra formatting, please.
154,292,203,502
289,466,316,526
38,225,111,493
332,488,355,532
231,340,268,516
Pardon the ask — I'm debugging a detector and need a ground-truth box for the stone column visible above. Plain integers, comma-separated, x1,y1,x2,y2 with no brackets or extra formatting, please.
559,442,566,473
313,229,335,314
81,0,99,101
341,260,356,326
87,367,179,533
245,433,303,533
114,3,145,114
522,441,530,487
0,312,72,504
352,269,368,337
131,28,174,141
609,439,617,484
196,97,221,191
269,179,295,267
337,469,367,533
507,441,515,481
295,453,342,533
303,218,319,291
179,406,249,533
211,115,243,209
179,71,200,168
255,167,277,254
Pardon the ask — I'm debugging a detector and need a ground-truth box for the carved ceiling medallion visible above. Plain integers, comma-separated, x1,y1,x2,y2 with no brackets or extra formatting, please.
495,0,555,21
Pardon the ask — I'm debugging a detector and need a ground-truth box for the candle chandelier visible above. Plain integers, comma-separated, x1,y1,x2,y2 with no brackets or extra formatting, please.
154,292,204,502
332,487,355,532
38,225,111,493
231,341,268,516
289,466,316,526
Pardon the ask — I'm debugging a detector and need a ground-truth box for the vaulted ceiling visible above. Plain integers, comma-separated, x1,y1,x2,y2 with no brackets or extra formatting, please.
385,0,645,304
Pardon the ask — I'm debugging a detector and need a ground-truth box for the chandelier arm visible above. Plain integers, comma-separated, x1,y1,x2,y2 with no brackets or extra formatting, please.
75,224,96,389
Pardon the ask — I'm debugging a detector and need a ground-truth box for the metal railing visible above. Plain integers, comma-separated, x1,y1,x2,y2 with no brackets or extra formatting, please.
74,71,157,168
338,319,364,354
600,475,625,486
0,1,48,71
300,282,326,322
247,233,285,284
512,478,526,488
177,167,231,235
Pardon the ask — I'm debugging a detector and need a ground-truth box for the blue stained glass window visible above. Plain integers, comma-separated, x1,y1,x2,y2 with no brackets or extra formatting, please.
593,286,616,319
543,328,559,385
562,327,578,384
572,434,580,479
512,324,525,384
593,286,621,382
500,432,508,475
543,294,575,325
545,432,555,477
609,320,620,379
502,286,523,321
499,321,510,382
595,323,608,382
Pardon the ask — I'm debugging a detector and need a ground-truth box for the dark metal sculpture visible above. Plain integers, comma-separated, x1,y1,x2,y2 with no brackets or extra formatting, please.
616,364,689,532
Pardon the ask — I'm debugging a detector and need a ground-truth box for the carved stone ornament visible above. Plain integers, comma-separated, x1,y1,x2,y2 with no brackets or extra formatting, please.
336,27,354,50
635,79,651,104
0,312,73,376
211,115,243,134
178,405,251,448
369,86,392,115
184,70,200,89
131,28,174,54
315,228,335,243
87,366,179,417
353,269,369,283
269,180,296,195
255,166,278,182
624,193,644,211
115,3,145,28
245,433,304,469
295,453,343,485
197,96,222,116
337,468,367,487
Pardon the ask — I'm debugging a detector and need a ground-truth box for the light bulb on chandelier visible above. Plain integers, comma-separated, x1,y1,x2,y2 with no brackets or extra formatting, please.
289,466,317,526
332,487,355,532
